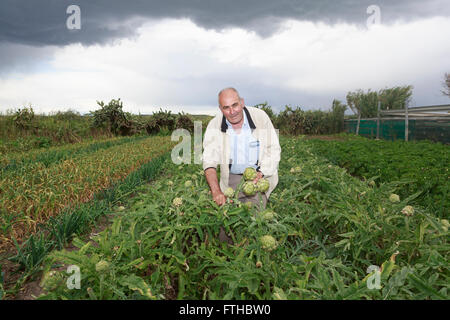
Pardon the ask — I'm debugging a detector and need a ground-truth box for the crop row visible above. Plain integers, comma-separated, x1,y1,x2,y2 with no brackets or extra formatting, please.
0,135,148,176
0,136,174,253
303,135,449,217
35,136,448,300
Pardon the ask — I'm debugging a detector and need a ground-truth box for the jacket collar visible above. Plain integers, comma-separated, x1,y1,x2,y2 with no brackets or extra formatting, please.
221,106,256,132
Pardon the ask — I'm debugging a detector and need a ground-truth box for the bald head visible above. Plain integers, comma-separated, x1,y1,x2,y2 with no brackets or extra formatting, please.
218,87,240,104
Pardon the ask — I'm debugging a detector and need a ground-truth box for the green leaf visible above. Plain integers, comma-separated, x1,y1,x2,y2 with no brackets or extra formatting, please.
119,274,155,299
407,273,446,300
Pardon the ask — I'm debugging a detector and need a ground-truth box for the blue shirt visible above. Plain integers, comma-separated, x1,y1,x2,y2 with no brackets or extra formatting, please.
226,111,260,174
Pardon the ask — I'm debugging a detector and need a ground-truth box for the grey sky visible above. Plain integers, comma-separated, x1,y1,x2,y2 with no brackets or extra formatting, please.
1,0,449,46
0,1,449,114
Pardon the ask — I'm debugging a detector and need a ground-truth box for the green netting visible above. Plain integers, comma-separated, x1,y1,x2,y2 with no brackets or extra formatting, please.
345,119,450,143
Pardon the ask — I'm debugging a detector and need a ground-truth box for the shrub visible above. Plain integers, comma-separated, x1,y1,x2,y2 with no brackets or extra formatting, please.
13,107,36,130
175,112,194,133
90,99,138,136
145,109,176,135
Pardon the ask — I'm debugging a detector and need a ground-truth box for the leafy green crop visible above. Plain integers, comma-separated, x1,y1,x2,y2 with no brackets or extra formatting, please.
304,136,449,217
35,136,448,300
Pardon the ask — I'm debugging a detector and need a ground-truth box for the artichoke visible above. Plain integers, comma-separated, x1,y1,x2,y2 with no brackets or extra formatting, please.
389,194,400,203
95,260,110,273
260,235,277,251
173,197,183,207
40,270,62,291
224,187,234,198
185,180,193,187
440,219,449,232
242,181,257,196
243,167,257,181
256,178,270,193
244,201,253,210
260,209,275,221
401,205,414,216
290,166,302,173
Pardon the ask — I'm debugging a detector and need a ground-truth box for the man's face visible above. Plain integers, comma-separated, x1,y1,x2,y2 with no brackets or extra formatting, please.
218,90,244,125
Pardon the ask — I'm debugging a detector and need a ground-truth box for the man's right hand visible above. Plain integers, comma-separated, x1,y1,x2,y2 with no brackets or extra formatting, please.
212,191,226,206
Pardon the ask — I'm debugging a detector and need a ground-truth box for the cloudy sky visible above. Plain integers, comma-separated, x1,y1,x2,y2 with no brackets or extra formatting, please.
0,0,449,115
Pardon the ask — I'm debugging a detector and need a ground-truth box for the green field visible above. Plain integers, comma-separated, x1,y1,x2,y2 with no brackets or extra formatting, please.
303,134,449,216
1,135,447,300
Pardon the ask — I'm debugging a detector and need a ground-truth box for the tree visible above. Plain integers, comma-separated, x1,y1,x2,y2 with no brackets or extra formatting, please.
359,89,379,118
331,99,347,133
378,85,413,110
442,73,450,98
253,102,277,125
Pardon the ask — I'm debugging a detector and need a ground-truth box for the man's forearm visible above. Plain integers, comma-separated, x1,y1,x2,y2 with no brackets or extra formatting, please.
204,167,222,195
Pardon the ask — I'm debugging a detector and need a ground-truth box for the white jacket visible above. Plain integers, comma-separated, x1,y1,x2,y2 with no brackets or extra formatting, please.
202,106,281,197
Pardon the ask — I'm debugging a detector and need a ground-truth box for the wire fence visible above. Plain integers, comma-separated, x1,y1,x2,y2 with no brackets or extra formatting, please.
345,104,450,144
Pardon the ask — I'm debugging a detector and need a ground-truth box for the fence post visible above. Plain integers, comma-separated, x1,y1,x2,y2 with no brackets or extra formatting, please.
356,113,361,135
405,103,409,142
376,101,380,139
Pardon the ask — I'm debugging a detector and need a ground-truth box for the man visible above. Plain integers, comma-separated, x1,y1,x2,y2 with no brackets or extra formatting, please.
203,87,281,209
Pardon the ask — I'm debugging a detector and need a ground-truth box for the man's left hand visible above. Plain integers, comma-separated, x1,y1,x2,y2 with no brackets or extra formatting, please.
253,171,264,183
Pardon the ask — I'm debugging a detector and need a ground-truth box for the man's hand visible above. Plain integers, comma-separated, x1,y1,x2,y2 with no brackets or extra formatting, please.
212,191,226,206
205,168,227,206
253,171,264,184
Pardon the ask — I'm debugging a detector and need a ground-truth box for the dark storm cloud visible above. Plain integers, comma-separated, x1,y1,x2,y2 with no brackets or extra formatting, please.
0,0,449,46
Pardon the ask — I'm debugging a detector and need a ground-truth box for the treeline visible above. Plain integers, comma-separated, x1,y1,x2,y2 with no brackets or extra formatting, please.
251,85,413,135
253,99,347,135
0,99,199,153
1,84,415,152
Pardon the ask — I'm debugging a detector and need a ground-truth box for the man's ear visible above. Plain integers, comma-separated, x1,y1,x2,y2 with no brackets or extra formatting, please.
241,98,245,106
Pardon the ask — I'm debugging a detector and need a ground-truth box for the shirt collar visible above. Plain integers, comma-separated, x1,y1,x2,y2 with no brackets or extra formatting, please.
225,110,249,129
221,106,256,132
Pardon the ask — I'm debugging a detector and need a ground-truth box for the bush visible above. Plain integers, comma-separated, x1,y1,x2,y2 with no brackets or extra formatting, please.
13,107,36,130
253,102,347,135
90,99,138,136
175,112,194,133
145,109,176,135
53,110,82,121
